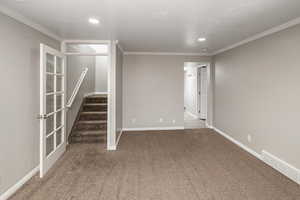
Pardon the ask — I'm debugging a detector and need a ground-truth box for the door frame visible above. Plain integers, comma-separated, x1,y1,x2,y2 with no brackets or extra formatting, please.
61,40,114,150
196,65,207,120
183,61,213,128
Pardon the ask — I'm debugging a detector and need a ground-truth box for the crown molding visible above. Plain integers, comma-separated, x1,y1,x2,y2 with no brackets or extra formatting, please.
124,51,211,56
212,17,300,56
2,4,299,56
0,5,62,41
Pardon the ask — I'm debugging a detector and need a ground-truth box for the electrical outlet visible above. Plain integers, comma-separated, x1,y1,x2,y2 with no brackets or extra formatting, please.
159,118,163,123
172,120,176,124
131,118,136,124
247,134,252,143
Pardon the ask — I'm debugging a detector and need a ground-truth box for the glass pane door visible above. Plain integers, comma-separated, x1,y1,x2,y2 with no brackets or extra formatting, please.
40,44,66,178
45,54,65,157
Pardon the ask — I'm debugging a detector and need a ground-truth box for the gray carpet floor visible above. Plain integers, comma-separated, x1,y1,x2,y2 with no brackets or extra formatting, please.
9,129,300,200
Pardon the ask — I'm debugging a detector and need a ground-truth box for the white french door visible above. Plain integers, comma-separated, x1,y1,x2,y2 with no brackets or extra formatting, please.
39,44,66,177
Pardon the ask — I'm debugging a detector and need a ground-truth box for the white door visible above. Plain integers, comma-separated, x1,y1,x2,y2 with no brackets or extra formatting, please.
39,44,66,177
200,67,207,119
197,68,201,117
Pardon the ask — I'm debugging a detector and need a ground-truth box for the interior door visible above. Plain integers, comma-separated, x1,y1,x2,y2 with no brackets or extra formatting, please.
200,67,207,119
39,44,66,178
197,68,201,117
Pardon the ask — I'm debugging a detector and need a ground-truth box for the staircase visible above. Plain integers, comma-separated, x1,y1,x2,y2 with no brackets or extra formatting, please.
69,95,107,143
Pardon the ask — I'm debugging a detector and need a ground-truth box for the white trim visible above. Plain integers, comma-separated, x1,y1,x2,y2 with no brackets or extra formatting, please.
212,127,300,185
61,40,110,56
261,150,300,185
212,17,300,55
0,5,61,41
0,166,39,200
205,122,213,129
64,53,109,56
107,145,116,151
212,127,262,160
107,41,115,151
122,126,184,131
62,40,111,44
124,51,210,56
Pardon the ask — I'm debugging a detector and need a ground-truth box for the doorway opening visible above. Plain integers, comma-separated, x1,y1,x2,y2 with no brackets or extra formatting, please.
184,62,208,129
39,41,113,177
62,41,110,147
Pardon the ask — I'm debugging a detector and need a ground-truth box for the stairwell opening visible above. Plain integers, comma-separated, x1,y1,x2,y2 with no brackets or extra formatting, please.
64,42,110,148
69,95,108,144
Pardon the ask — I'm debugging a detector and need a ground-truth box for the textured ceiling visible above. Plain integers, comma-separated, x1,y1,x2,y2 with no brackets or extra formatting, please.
1,0,300,54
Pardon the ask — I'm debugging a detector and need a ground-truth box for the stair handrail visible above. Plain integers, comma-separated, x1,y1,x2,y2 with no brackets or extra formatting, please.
66,68,88,108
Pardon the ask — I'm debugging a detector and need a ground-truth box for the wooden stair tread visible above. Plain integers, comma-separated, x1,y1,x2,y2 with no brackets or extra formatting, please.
84,103,107,106
80,111,107,115
77,120,107,124
69,95,108,144
74,130,106,134
72,131,106,137
70,137,106,143
86,95,107,98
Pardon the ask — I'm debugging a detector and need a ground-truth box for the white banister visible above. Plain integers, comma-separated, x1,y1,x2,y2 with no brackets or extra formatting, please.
66,68,88,108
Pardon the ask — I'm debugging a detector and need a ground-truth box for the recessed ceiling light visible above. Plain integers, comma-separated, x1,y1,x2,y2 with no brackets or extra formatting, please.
197,38,206,42
88,18,100,25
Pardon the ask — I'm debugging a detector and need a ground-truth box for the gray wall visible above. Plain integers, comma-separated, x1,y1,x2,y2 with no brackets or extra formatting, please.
66,56,96,135
213,24,300,169
115,46,123,140
123,55,211,129
184,66,198,116
0,13,60,195
95,56,108,93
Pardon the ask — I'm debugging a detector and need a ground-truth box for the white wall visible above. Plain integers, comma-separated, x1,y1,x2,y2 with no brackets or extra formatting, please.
66,56,96,135
213,23,300,169
95,56,108,93
123,55,211,129
0,13,60,195
184,66,198,117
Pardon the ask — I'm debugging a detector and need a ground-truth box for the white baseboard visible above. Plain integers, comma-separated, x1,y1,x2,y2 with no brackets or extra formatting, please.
213,126,300,185
123,126,184,131
205,122,213,129
261,150,300,184
107,145,116,151
212,127,262,160
0,166,39,200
